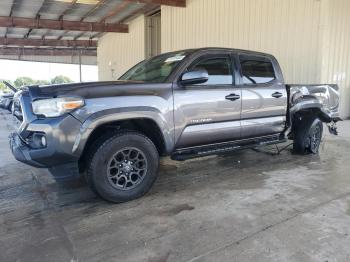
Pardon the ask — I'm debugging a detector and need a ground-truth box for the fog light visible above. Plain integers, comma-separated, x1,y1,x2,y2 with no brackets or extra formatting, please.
30,133,47,149
41,136,47,147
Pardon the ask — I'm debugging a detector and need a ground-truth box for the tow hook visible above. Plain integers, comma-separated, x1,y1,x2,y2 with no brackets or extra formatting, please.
327,118,342,135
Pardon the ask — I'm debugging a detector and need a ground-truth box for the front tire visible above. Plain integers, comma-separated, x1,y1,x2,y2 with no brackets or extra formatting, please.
293,116,323,154
87,132,159,203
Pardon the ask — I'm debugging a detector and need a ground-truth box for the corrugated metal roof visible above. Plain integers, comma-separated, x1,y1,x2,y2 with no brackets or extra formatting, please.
0,0,159,40
0,0,161,64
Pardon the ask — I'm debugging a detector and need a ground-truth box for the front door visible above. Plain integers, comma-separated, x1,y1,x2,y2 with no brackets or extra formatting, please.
238,54,287,139
173,54,242,148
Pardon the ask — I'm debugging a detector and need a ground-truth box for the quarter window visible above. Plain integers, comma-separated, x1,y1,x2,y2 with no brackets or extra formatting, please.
190,57,233,85
240,57,275,85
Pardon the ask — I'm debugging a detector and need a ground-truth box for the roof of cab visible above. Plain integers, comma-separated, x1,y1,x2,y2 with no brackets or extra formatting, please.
171,47,275,59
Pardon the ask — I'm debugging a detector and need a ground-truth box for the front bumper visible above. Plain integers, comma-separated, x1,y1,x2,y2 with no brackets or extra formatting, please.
9,132,46,168
10,112,83,163
9,127,82,181
9,90,86,181
10,115,84,180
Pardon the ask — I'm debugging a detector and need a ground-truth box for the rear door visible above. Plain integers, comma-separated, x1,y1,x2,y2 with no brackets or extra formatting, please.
173,53,242,148
237,54,287,139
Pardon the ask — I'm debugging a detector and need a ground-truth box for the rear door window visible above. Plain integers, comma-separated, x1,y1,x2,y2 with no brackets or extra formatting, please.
239,56,276,85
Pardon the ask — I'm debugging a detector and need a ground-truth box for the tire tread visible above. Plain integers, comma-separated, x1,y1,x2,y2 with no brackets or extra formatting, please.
87,131,159,203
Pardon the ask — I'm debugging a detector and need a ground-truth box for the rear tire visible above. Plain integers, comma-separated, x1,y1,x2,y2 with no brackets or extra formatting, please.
293,116,323,154
87,131,159,203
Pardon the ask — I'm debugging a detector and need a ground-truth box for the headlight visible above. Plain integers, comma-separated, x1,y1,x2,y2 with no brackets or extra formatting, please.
32,97,84,117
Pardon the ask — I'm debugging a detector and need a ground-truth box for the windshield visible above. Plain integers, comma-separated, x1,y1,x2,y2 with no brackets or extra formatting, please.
119,51,191,82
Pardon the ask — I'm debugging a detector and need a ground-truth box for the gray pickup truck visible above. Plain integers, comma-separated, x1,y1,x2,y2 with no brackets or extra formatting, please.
10,48,340,203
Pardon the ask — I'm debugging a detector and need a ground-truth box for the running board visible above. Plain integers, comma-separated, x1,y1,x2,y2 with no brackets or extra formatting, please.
171,135,286,161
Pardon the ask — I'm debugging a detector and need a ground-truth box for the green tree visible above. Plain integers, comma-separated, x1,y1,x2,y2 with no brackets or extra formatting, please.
51,75,73,84
0,82,6,92
35,80,50,85
14,77,35,88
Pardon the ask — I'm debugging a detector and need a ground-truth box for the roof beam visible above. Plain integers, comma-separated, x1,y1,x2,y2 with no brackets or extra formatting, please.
99,1,133,22
25,0,47,38
89,4,159,39
125,0,186,7
79,0,108,21
122,4,160,23
4,0,15,38
0,37,97,48
57,0,86,40
0,16,129,33
0,47,97,56
58,0,79,20
72,0,110,40
74,1,133,40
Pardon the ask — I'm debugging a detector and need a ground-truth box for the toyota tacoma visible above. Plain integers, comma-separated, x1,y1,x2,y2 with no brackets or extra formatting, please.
9,48,341,203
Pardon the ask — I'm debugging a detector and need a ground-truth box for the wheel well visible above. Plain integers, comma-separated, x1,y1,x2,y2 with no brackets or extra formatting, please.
293,108,319,120
79,118,166,172
292,108,331,123
290,108,327,139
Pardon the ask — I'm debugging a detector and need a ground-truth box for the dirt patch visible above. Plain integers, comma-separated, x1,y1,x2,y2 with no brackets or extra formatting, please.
159,203,195,216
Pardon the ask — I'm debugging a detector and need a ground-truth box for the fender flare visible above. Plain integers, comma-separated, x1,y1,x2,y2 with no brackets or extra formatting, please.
290,100,333,123
71,107,174,156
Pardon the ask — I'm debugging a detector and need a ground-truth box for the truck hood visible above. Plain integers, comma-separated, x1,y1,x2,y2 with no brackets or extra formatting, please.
26,81,167,100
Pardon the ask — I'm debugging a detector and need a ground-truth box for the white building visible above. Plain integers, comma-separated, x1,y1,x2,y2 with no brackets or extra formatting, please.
98,0,350,118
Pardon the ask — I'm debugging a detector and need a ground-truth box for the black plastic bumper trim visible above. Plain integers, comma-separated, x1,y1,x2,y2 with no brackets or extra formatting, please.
9,132,46,168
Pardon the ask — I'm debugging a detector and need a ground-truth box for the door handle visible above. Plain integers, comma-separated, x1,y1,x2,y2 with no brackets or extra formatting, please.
271,92,283,98
225,93,241,101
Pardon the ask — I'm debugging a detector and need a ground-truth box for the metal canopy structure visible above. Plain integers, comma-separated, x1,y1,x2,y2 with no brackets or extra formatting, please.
0,0,186,64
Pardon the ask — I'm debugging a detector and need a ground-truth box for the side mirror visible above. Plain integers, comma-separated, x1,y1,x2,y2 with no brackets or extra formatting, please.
180,69,209,86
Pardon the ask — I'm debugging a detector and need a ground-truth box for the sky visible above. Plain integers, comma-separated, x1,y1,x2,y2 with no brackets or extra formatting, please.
0,59,98,82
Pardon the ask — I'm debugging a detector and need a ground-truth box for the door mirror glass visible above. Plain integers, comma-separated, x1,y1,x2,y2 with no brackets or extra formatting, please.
180,70,209,86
